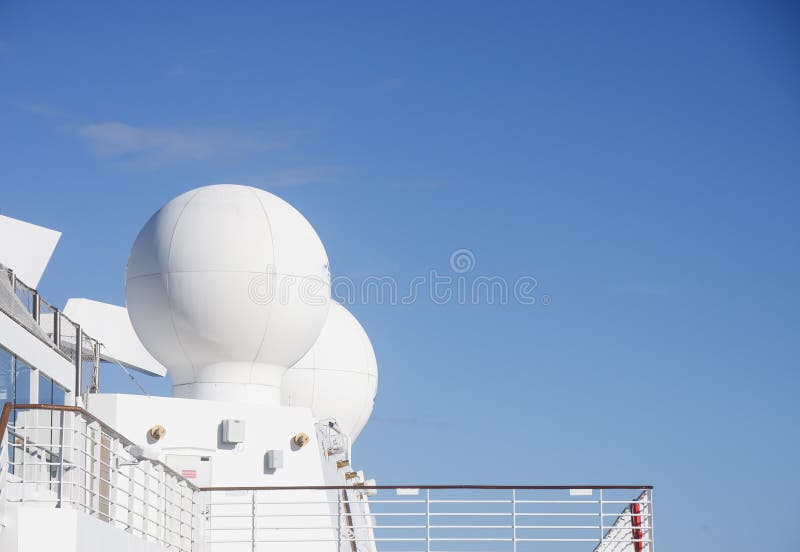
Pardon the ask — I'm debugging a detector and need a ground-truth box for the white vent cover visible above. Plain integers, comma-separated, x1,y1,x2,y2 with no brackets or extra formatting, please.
222,419,245,444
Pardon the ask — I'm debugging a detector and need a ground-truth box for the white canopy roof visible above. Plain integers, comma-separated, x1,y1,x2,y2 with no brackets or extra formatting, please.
63,298,167,377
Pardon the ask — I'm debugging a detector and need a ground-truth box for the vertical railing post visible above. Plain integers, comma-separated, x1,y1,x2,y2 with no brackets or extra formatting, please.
160,469,167,547
0,408,9,504
338,490,343,552
92,422,101,517
186,487,191,552
92,341,101,393
425,488,431,552
166,477,174,548
53,309,61,349
56,410,65,507
598,488,604,545
142,461,151,541
251,489,256,552
20,428,27,500
126,460,135,534
647,489,655,552
109,439,119,528
190,487,200,552
512,489,517,552
74,325,83,406
68,411,77,510
83,418,90,514
32,291,40,323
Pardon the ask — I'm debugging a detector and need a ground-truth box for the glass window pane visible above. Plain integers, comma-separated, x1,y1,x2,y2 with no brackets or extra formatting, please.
0,347,11,403
14,360,31,403
52,383,66,406
38,373,53,404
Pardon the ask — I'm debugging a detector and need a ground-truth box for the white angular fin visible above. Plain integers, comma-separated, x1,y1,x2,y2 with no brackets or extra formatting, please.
0,215,61,288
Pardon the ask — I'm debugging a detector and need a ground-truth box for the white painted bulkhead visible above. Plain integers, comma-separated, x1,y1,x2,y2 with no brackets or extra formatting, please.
88,393,330,488
87,393,348,552
0,505,168,552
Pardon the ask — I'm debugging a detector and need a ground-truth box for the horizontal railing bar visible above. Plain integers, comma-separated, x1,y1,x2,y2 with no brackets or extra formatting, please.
516,538,601,542
429,512,513,517
517,525,600,529
430,538,512,542
208,499,426,506
429,500,511,504
219,516,428,531
355,525,425,529
350,499,426,504
200,484,653,491
601,512,653,518
515,512,600,517
516,500,601,504
213,526,361,531
428,525,512,529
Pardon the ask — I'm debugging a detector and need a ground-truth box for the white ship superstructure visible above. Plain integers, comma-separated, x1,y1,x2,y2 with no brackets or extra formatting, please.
0,185,654,552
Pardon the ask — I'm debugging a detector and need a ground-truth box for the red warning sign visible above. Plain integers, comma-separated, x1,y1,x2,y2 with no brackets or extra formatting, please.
181,469,197,479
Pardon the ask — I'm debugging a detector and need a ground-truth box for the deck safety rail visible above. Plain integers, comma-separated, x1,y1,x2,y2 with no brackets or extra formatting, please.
0,403,654,551
0,403,197,552
199,485,653,552
1,266,102,398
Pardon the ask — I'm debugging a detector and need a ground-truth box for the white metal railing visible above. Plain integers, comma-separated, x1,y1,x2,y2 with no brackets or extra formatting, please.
199,485,654,551
0,404,196,552
0,404,654,552
1,266,102,398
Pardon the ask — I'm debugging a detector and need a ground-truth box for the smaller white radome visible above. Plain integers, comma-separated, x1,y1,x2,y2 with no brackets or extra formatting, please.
282,302,378,442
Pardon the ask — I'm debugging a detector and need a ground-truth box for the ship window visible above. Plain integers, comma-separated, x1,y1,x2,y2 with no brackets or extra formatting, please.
0,347,11,403
53,382,66,406
39,373,54,404
14,359,31,404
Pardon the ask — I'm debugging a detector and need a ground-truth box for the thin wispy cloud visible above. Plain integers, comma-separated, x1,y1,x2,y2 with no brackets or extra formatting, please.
21,103,64,118
71,122,271,170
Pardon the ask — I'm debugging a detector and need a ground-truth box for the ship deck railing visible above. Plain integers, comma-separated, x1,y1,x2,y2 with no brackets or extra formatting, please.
1,266,102,396
0,403,654,552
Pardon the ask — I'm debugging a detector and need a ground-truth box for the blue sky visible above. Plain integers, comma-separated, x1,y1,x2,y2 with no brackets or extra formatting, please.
1,1,799,549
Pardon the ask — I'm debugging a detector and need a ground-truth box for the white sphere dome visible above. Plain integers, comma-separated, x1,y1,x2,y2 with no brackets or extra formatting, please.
281,302,378,441
126,184,330,404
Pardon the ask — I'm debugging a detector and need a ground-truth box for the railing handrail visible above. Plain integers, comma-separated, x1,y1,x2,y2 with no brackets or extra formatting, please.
1,266,102,390
0,402,199,490
199,484,653,491
0,292,74,364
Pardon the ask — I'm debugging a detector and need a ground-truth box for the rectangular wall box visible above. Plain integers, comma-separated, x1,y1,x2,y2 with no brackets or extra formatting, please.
265,450,283,470
222,419,246,444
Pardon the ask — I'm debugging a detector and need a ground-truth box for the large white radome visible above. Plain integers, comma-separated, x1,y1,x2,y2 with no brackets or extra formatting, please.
282,302,378,441
125,184,331,404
